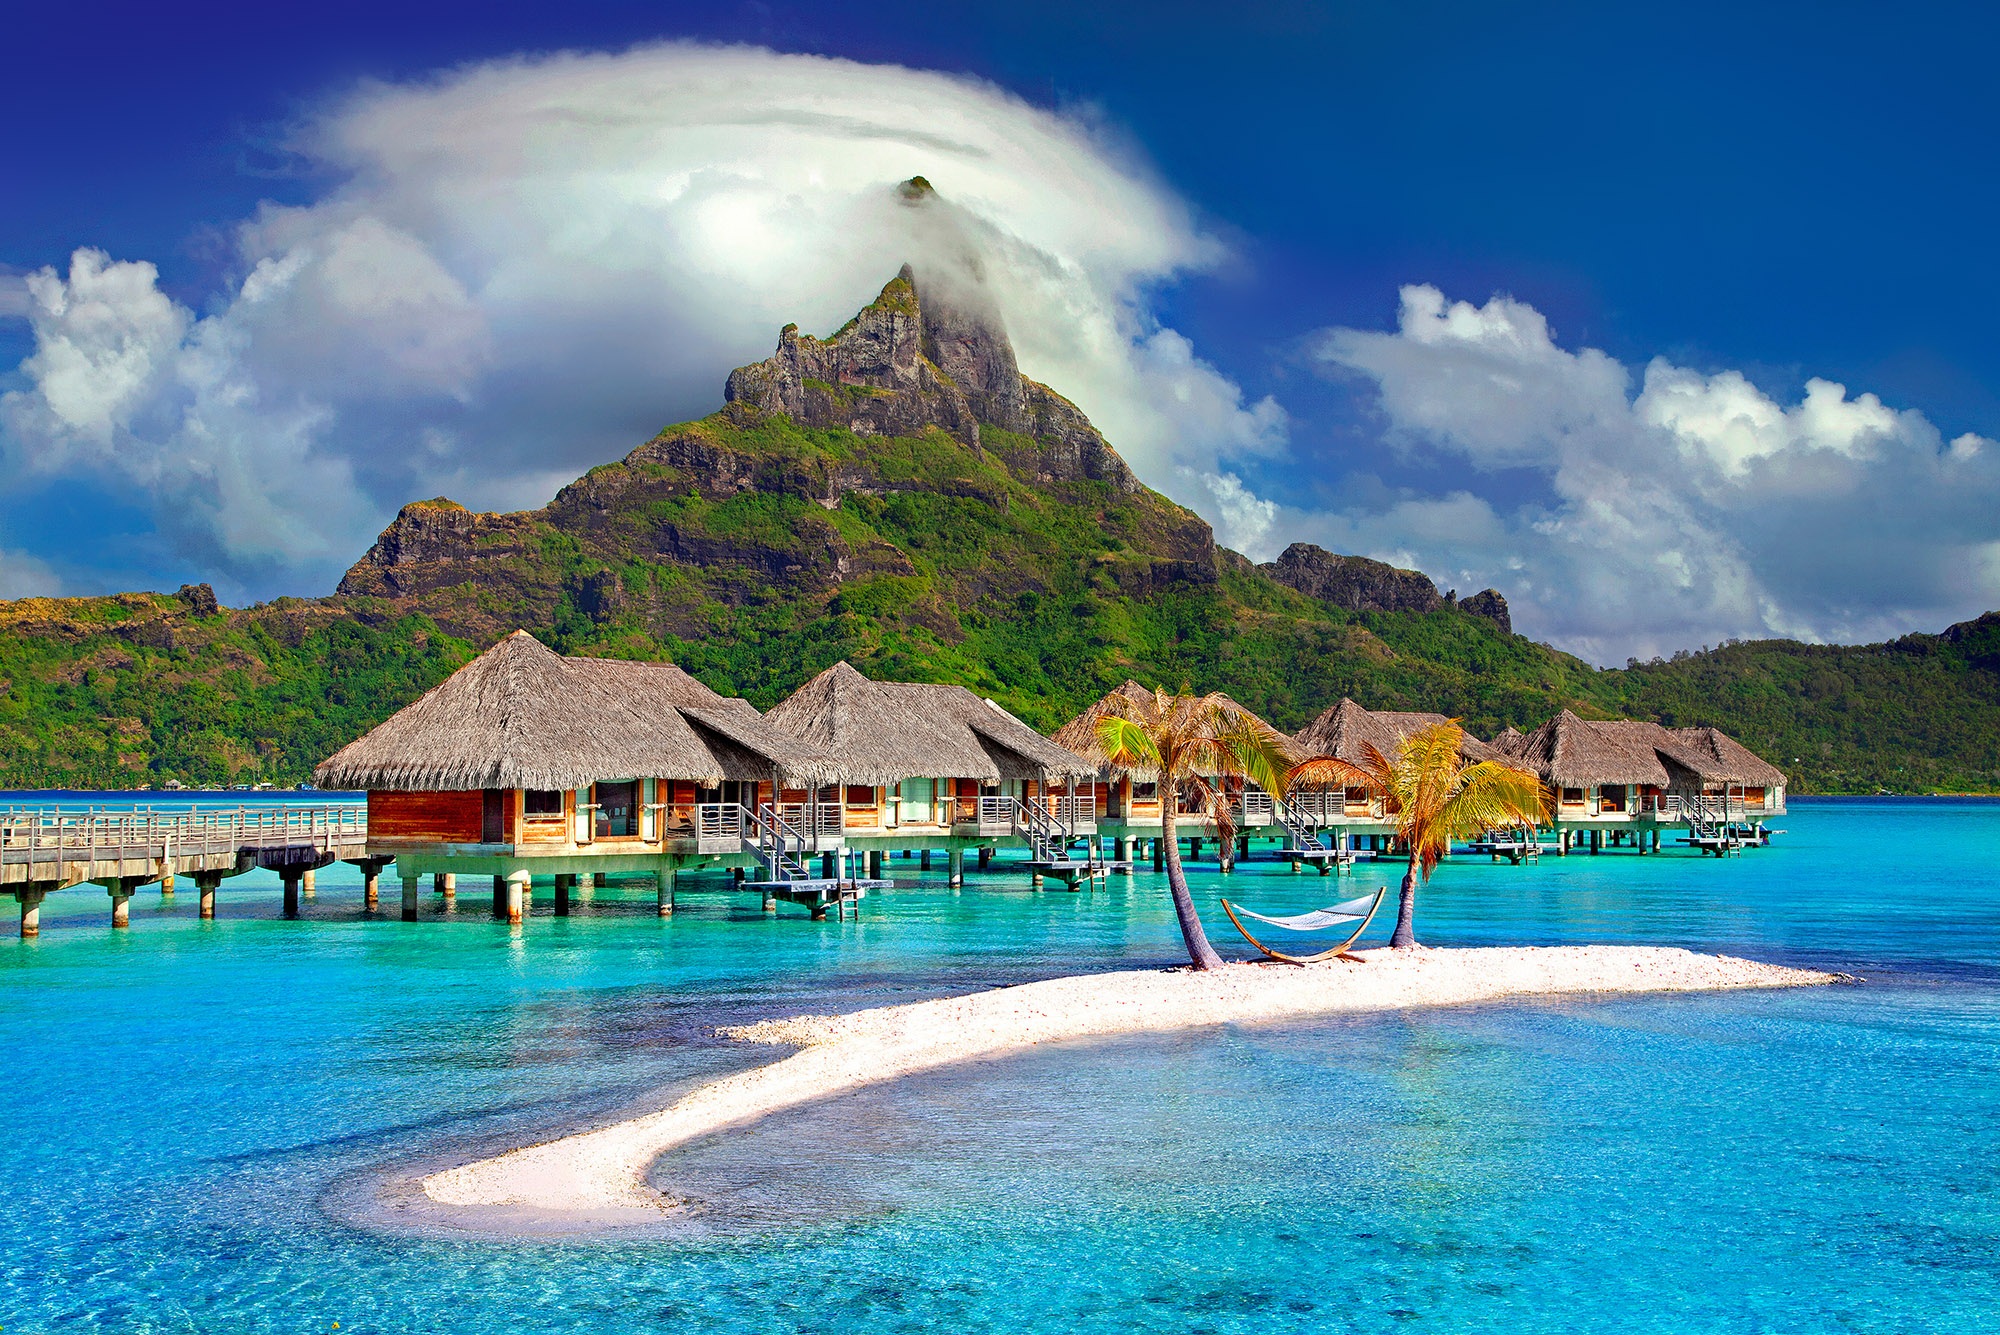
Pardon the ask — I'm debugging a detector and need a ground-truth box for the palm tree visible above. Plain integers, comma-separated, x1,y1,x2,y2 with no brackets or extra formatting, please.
1097,689,1294,970
1293,720,1546,949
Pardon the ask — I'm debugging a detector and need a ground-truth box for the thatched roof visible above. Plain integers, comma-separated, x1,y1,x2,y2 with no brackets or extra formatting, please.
315,631,832,791
1291,697,1497,767
763,661,1095,785
1490,726,1526,754
1507,711,1673,787
1667,726,1789,786
1506,711,1787,788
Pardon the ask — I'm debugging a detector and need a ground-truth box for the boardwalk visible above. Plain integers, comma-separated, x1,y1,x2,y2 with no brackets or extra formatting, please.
2,805,377,934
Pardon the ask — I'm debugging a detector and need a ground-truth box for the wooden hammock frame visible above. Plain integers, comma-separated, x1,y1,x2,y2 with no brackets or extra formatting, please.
1220,884,1387,965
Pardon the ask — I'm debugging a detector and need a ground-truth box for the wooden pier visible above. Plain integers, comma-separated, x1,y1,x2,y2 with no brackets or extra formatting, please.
1,806,378,934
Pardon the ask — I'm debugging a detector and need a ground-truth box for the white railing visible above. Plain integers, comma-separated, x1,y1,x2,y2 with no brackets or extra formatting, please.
0,804,368,864
1238,790,1274,824
1640,793,1761,820
695,803,744,842
777,803,845,837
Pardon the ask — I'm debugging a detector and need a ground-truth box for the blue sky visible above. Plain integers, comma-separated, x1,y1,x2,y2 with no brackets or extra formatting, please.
5,0,1998,662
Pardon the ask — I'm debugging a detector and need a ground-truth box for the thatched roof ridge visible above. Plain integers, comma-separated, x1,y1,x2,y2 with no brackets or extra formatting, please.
1291,697,1496,766
763,662,1095,784
1490,725,1526,755
314,631,831,791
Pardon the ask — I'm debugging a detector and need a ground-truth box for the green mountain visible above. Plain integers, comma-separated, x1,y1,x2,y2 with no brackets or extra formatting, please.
2,261,1997,794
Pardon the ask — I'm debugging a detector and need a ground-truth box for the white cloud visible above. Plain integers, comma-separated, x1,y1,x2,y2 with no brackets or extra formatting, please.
0,548,60,600
1,43,1279,598
1189,469,1279,560
1297,284,2000,662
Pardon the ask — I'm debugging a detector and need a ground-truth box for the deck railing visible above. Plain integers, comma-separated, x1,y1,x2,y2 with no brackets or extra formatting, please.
0,805,368,863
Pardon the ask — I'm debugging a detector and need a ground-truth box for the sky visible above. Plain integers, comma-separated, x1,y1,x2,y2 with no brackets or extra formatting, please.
5,0,1999,664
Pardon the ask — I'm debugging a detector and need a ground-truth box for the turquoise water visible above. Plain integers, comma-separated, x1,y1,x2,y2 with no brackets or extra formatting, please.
3,798,1996,1332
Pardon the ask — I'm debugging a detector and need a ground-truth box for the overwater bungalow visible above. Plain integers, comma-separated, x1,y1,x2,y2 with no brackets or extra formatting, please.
1505,710,1787,852
760,662,1098,880
314,631,833,918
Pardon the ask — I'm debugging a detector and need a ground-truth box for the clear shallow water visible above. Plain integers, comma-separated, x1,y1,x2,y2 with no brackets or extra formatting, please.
3,798,1996,1332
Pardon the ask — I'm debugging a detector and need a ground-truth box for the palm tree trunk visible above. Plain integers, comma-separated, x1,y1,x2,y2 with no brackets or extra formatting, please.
1162,807,1226,970
1389,850,1421,948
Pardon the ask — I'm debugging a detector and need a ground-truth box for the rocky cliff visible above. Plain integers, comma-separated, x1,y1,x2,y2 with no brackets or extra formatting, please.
1260,543,1511,633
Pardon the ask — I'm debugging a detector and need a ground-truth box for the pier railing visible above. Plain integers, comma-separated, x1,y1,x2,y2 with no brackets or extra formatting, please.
0,804,367,863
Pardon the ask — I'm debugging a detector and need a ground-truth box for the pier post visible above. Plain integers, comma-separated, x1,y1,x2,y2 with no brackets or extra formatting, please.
763,886,777,913
819,851,836,878
196,872,220,920
1590,830,1602,855
108,879,136,928
867,850,884,879
433,872,454,897
17,889,45,938
300,869,316,900
659,872,676,917
400,874,420,922
1152,839,1164,872
1652,828,1661,852
491,876,507,920
159,867,175,897
363,865,381,909
281,869,303,918
503,871,529,925
948,847,964,888
1031,871,1045,889
978,847,992,870
1190,838,1203,863
554,873,574,916
921,849,932,870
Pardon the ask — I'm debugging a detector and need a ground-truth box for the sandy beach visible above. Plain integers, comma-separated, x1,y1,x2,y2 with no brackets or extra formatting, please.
420,945,1841,1225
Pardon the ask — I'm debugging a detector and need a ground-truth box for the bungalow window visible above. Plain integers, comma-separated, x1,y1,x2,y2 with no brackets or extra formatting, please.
1561,787,1586,806
594,780,639,838
845,785,878,809
1598,786,1627,813
523,789,565,820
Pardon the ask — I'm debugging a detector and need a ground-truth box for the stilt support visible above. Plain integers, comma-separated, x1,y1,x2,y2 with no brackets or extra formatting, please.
281,869,303,918
400,874,420,922
656,873,674,918
503,871,529,925
18,889,45,938
196,872,220,920
948,846,964,887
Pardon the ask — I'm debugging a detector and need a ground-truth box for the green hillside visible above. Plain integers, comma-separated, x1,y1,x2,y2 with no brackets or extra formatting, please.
1,262,1996,795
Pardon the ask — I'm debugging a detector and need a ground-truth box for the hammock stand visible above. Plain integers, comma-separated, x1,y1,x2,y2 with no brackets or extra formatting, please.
1220,885,1387,965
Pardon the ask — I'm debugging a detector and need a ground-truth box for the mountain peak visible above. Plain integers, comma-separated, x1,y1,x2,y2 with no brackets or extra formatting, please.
724,263,1136,494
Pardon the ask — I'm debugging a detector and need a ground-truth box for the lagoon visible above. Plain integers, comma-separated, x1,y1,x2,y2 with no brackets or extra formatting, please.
2,797,1996,1332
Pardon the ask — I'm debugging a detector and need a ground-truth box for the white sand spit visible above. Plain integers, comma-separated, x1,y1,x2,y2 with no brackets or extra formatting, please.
422,946,1840,1220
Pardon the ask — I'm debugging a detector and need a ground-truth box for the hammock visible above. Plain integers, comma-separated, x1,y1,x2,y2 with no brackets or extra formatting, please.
1220,884,1387,965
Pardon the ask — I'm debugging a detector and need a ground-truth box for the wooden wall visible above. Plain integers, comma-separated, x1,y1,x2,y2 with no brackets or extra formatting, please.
368,790,485,841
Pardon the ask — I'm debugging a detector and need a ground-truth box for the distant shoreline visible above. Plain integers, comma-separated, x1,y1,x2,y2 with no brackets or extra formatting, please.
414,946,1844,1233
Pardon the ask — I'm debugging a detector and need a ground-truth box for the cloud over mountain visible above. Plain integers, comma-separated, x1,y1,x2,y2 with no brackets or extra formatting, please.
0,43,1279,599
